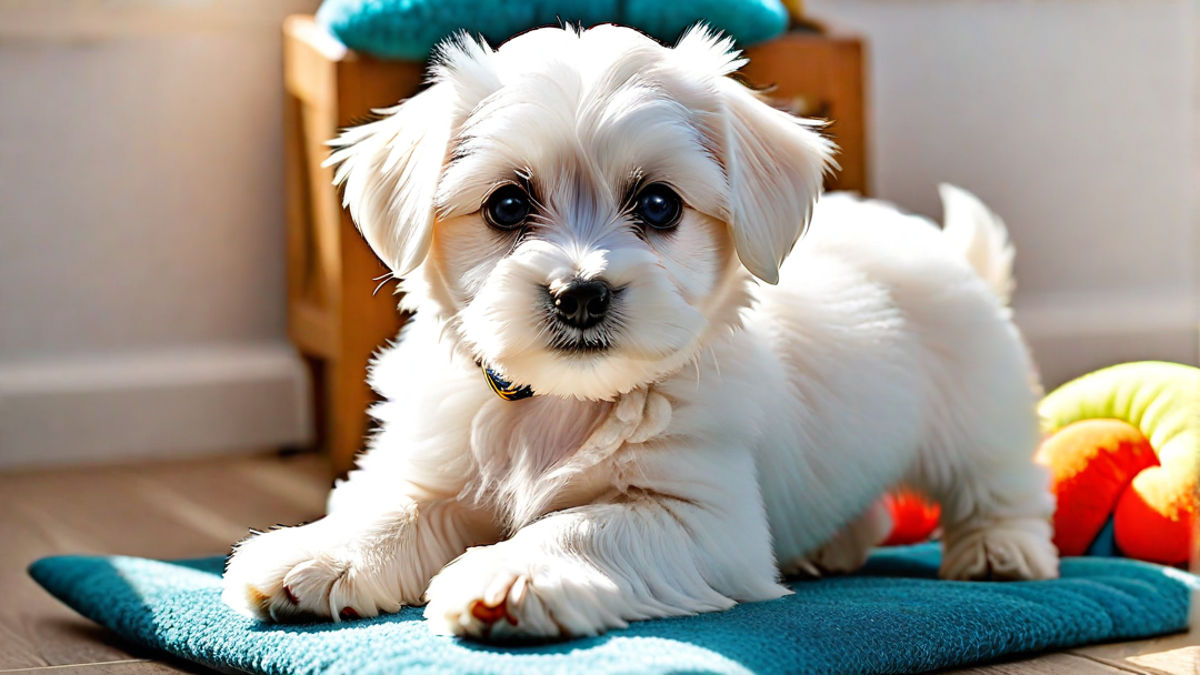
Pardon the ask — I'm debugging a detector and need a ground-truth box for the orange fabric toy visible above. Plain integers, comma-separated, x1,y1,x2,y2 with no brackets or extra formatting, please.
1036,362,1199,566
881,362,1197,563
881,490,941,546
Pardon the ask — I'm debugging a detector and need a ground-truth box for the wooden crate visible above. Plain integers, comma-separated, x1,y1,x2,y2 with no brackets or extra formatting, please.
283,15,868,474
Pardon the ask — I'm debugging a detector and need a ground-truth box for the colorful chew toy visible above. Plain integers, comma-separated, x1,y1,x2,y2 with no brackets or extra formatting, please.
881,361,1197,566
881,489,941,547
1036,361,1198,566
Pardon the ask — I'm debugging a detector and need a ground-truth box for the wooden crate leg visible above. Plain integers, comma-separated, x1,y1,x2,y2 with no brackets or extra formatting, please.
328,212,404,476
302,355,329,455
325,354,374,477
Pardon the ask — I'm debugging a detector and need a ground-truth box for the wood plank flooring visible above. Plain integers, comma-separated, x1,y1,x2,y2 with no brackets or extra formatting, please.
0,452,1194,674
0,452,329,672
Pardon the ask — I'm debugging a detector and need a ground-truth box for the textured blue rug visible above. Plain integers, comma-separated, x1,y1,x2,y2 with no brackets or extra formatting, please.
30,544,1195,675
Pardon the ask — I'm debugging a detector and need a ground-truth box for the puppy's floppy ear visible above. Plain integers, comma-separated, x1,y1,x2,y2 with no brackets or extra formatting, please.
325,84,455,277
711,77,837,284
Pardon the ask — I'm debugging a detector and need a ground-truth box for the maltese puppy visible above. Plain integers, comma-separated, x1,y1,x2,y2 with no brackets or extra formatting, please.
223,24,1058,639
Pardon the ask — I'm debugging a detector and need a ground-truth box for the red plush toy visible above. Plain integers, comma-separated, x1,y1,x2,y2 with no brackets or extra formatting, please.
879,362,1198,568
881,489,940,547
1036,362,1198,566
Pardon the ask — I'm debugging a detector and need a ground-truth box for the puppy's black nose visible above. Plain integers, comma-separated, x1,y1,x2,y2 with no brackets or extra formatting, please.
553,279,611,329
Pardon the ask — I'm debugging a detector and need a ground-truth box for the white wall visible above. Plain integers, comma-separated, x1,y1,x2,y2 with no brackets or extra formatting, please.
807,0,1200,387
0,0,320,468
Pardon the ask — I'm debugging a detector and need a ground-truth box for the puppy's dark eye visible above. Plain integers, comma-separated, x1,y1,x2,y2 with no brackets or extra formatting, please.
634,183,683,231
484,184,531,231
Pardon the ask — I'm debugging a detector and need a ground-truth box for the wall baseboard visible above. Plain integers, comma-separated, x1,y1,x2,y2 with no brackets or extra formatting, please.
1015,292,1200,389
0,343,312,470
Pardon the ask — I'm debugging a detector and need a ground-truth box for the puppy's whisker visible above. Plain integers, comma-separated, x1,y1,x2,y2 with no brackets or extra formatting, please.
706,345,721,380
687,350,703,385
372,276,395,296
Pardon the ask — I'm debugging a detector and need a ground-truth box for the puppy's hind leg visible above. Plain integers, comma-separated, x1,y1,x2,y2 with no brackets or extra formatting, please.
920,186,1057,580
916,441,1058,581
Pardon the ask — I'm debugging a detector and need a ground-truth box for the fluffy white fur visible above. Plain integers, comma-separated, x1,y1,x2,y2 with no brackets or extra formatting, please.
222,25,1058,639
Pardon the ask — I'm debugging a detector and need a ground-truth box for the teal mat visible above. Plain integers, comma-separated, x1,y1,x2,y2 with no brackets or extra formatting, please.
30,544,1196,675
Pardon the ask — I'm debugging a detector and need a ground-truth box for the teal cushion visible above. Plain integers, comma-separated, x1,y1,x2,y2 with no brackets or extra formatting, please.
316,0,790,61
30,544,1197,675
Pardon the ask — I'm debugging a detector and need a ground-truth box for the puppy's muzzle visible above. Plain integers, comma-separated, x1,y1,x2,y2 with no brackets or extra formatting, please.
552,279,612,330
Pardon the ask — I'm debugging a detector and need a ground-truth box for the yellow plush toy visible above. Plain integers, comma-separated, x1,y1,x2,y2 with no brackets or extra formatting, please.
1037,362,1199,566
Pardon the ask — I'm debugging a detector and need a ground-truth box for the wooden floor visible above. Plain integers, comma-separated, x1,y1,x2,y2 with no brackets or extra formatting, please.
0,452,329,673
0,452,1195,674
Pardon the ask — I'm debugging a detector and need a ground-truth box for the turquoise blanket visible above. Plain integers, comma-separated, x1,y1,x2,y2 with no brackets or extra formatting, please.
30,545,1195,675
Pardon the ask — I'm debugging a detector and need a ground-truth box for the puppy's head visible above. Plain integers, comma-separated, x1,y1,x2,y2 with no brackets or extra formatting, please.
329,25,834,400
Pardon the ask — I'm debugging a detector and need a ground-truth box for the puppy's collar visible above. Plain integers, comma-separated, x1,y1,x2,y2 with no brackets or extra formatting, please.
480,363,534,401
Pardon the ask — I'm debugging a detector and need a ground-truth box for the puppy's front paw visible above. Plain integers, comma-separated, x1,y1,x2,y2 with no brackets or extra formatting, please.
222,522,400,623
423,545,632,641
940,517,1059,581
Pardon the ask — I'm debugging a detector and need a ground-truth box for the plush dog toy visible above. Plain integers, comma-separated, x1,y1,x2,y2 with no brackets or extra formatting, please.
881,490,941,546
1036,361,1199,566
884,361,1197,565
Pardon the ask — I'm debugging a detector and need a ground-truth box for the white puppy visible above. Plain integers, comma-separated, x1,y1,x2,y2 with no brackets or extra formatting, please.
223,24,1057,639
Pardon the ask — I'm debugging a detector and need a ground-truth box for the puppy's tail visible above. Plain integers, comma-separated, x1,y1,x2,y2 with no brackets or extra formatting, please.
939,183,1015,305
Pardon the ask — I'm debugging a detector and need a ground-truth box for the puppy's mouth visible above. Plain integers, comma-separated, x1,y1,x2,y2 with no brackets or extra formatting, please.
546,325,615,353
